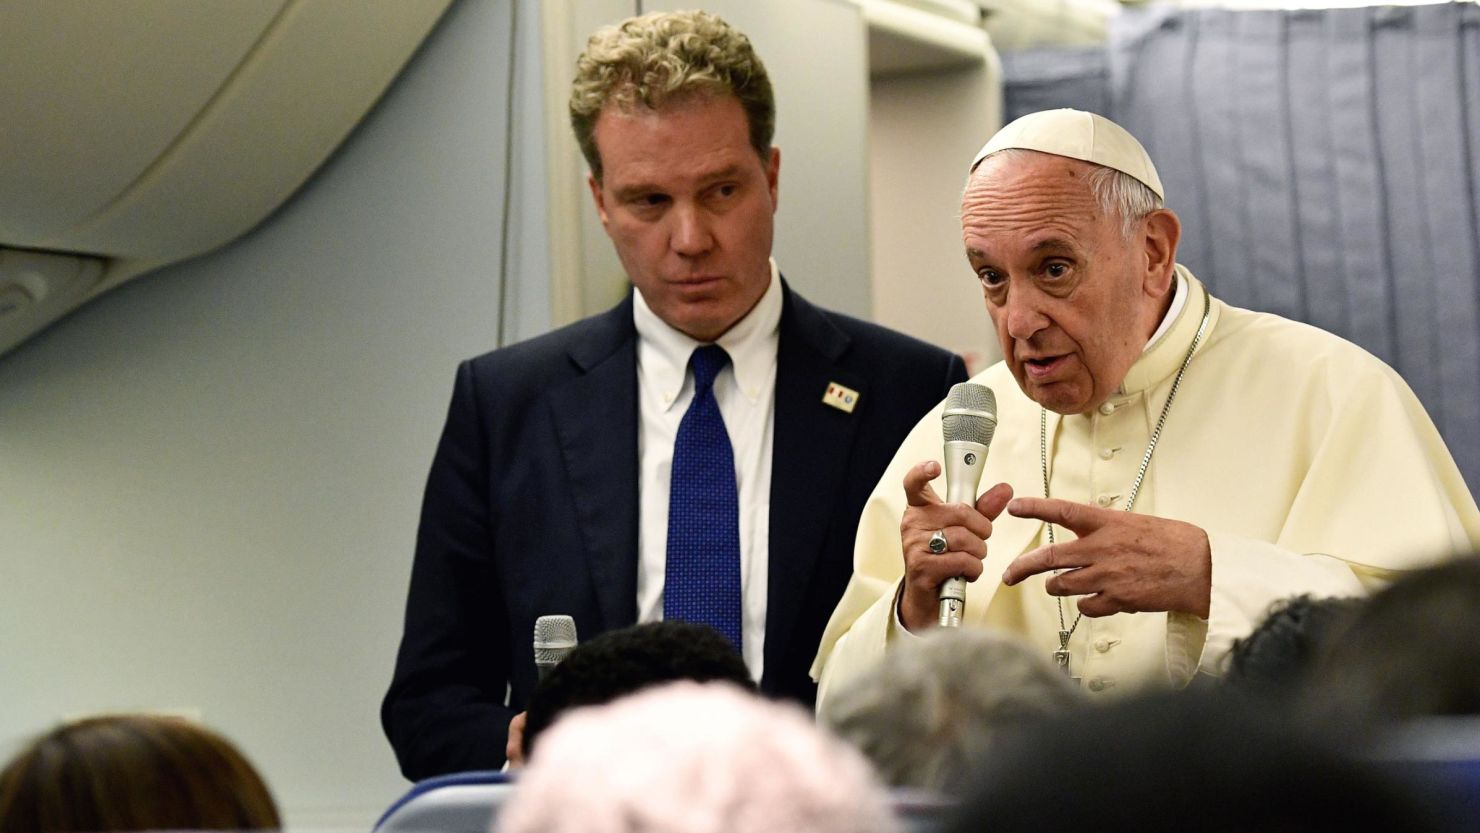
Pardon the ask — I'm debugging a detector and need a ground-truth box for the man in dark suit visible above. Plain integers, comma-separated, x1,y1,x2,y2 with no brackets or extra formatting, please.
382,9,966,779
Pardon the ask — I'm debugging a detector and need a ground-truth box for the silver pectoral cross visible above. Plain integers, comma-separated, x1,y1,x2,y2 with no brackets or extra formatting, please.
1053,630,1080,684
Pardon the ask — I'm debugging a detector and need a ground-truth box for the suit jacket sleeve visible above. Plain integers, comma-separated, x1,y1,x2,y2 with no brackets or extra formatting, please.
382,360,514,779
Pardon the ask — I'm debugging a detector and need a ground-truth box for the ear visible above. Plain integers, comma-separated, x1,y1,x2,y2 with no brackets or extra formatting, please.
765,147,780,211
1141,208,1181,298
587,173,611,227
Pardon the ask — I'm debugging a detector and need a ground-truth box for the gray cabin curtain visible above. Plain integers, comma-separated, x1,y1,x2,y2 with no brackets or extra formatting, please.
1001,2,1480,499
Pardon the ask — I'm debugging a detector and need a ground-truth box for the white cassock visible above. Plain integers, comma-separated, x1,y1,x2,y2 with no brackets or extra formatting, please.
811,267,1480,704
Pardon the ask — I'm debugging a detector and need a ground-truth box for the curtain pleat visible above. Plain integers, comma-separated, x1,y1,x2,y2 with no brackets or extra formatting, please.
1189,10,1254,305
1465,6,1480,485
1287,10,1349,338
1373,7,1440,400
1236,10,1305,320
998,2,1479,497
1110,12,1213,281
1326,8,1399,367
1413,4,1480,473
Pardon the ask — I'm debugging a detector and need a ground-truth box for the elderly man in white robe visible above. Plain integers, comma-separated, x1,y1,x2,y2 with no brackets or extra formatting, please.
812,109,1480,700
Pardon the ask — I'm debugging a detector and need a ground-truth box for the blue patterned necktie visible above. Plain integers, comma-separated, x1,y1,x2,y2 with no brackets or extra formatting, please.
664,344,743,651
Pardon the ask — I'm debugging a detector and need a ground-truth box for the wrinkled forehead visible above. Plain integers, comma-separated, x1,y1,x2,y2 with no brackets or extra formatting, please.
959,153,1128,266
962,151,1103,225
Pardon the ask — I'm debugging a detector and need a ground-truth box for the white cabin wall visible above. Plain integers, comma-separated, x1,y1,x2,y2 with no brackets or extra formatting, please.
868,64,1004,373
0,0,546,825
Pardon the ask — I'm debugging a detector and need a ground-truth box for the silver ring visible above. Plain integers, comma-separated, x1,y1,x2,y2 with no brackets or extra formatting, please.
928,529,948,554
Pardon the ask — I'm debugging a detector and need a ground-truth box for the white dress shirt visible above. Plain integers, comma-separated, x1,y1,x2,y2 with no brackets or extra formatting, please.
634,260,782,682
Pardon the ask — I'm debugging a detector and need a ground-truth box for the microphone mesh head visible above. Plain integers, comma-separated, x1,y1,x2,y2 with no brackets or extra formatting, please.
534,615,578,665
942,383,997,445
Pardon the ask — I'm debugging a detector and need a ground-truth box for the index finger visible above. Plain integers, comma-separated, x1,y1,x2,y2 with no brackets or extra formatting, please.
902,461,944,508
1006,497,1111,534
1002,539,1090,586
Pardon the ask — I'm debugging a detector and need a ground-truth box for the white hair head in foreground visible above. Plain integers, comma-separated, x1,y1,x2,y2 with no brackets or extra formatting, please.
970,108,1164,200
821,628,1085,791
498,681,900,833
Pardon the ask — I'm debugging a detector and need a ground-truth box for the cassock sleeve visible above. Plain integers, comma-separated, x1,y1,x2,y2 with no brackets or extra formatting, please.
1171,357,1480,681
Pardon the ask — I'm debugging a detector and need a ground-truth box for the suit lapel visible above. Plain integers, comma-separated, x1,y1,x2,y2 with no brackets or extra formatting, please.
765,283,861,681
550,297,640,631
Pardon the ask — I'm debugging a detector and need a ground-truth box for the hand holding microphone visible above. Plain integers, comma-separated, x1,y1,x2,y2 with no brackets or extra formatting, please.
937,384,998,626
510,615,579,769
897,384,1013,633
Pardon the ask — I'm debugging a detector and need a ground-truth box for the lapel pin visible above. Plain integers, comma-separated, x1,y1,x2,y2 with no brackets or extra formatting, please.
823,382,860,413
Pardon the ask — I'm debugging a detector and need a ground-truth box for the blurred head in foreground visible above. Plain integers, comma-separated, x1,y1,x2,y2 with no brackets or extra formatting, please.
0,713,280,833
1223,593,1364,699
821,627,1083,790
501,681,899,833
1307,555,1480,725
522,620,755,759
945,690,1446,833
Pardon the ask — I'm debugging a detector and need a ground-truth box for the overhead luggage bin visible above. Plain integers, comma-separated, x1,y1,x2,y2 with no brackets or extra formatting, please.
0,0,453,357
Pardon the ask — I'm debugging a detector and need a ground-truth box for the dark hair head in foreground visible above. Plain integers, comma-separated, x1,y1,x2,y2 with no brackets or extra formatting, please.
1224,593,1364,698
945,690,1449,833
0,713,280,833
1307,555,1480,726
522,620,755,757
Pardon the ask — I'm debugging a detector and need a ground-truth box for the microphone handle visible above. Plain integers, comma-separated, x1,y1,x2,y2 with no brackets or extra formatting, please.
938,440,988,628
939,578,967,627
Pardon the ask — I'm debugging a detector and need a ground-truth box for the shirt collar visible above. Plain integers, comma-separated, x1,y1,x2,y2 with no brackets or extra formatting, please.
1144,270,1187,351
1118,266,1209,396
633,259,782,411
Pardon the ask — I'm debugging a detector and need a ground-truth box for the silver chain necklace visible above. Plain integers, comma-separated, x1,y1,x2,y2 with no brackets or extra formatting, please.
1041,289,1211,679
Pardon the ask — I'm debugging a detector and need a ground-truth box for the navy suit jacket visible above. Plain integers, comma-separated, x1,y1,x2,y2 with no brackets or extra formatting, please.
382,281,966,779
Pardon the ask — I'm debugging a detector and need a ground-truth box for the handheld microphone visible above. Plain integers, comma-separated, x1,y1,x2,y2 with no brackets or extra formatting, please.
938,383,997,628
534,615,578,681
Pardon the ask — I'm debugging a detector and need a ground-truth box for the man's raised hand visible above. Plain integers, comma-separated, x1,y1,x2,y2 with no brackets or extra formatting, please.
898,461,1013,632
1002,497,1212,619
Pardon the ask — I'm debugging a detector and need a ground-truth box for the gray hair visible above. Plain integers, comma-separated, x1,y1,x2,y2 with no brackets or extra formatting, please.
502,681,901,833
820,628,1085,791
976,147,1164,240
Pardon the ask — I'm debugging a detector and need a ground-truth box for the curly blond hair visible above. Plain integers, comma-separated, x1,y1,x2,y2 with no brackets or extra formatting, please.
569,10,774,181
